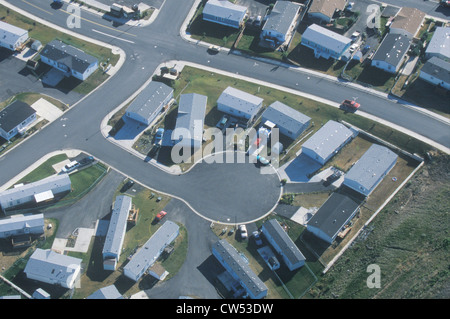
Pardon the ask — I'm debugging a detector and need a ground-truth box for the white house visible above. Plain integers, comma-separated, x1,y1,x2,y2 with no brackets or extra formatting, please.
40,40,99,81
24,248,82,289
217,86,263,125
301,120,354,165
0,21,29,51
307,0,347,24
125,81,174,126
172,93,207,150
419,57,450,91
212,239,268,299
389,7,425,39
0,174,72,214
261,219,306,271
0,213,44,239
202,0,247,29
371,33,411,74
425,27,450,61
102,195,132,271
300,23,352,60
260,1,302,48
261,101,311,140
343,144,398,196
86,285,123,299
123,220,179,282
0,100,37,141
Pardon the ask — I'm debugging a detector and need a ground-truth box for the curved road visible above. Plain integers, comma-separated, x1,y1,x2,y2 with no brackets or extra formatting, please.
0,0,449,224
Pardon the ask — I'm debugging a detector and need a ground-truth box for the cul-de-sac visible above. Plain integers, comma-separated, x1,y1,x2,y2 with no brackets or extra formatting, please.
0,0,448,300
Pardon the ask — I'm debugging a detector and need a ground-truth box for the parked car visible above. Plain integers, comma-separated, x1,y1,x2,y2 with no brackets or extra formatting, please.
239,225,248,239
256,155,270,166
154,128,164,145
254,15,262,27
323,171,341,186
253,231,263,245
208,45,220,54
61,161,79,173
440,0,450,7
155,211,167,222
362,45,371,55
79,156,94,165
340,99,360,112
349,43,359,53
120,179,135,192
268,256,280,270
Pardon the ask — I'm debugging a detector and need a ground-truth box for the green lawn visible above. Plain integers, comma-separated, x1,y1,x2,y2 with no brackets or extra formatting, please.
15,154,68,184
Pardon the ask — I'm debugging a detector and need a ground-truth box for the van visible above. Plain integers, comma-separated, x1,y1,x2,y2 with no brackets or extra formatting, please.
61,161,79,173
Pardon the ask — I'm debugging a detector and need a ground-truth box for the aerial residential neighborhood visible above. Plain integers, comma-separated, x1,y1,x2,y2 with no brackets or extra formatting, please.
0,0,448,307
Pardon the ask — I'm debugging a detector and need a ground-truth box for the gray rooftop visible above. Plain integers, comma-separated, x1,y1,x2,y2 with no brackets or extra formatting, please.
302,24,351,54
102,195,132,257
0,174,71,208
302,120,353,161
307,192,361,241
213,239,267,298
217,86,263,116
24,249,82,286
262,219,305,266
262,101,311,134
40,40,98,74
344,144,398,191
86,285,123,299
126,81,173,121
124,220,179,280
421,56,450,84
0,20,28,46
372,33,411,66
0,213,44,234
425,27,450,59
203,0,247,23
0,100,36,134
262,1,301,36
173,93,207,143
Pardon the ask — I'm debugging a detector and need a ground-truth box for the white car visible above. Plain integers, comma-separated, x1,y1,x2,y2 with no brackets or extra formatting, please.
239,225,248,239
61,161,79,173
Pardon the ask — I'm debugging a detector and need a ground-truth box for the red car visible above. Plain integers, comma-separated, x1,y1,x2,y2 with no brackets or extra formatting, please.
341,99,360,112
155,211,167,222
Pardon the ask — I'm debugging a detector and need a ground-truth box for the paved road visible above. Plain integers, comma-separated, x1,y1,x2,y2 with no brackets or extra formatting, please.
0,0,449,220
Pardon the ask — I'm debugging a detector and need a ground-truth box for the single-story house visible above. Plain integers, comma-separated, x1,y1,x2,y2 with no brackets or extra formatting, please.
425,27,450,61
371,33,412,74
40,40,99,81
0,21,29,51
202,0,247,29
343,144,398,197
389,7,426,39
0,213,44,239
24,248,82,289
125,81,173,126
300,23,352,60
102,195,132,271
307,0,347,24
212,239,268,299
419,57,450,91
217,86,263,125
86,285,123,299
307,192,361,244
0,100,37,141
261,101,311,140
172,93,207,150
0,174,72,214
124,220,179,282
260,1,302,48
301,120,354,165
261,219,306,271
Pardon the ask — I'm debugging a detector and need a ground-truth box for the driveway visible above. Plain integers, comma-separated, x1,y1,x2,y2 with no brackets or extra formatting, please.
278,153,322,183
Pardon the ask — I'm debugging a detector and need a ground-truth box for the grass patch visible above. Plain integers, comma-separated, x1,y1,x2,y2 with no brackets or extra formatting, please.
15,154,68,184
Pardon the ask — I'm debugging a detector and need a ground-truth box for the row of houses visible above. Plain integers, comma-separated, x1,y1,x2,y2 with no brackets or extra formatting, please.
212,218,306,299
0,21,99,81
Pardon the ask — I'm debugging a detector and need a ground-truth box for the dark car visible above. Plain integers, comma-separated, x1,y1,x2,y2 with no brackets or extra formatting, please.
323,171,341,186
120,179,135,192
79,156,94,165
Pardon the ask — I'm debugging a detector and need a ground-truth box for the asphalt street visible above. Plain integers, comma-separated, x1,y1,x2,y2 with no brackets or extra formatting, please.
0,0,449,221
